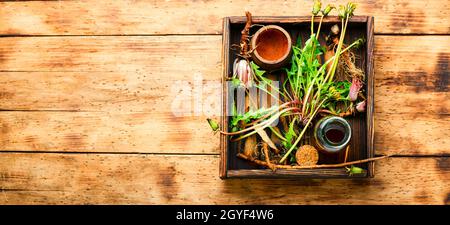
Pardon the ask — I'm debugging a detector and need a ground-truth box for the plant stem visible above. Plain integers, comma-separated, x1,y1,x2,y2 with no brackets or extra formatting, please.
279,99,326,163
326,16,349,84
256,83,280,102
229,107,299,141
283,79,294,102
255,72,289,100
221,105,292,136
269,126,287,141
246,100,299,127
309,15,323,66
232,115,289,142
301,75,318,116
322,17,346,85
341,39,361,53
315,15,324,40
295,60,302,99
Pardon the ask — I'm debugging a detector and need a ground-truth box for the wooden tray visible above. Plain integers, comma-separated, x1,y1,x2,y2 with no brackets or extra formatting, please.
220,16,374,179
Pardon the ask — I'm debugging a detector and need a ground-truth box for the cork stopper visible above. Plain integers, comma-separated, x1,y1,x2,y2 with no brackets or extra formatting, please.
295,145,319,166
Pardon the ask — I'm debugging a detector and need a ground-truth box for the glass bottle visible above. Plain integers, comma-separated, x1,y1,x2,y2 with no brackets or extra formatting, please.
313,116,352,154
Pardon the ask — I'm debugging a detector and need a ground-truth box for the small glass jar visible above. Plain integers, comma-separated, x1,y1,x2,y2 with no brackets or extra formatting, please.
313,116,352,154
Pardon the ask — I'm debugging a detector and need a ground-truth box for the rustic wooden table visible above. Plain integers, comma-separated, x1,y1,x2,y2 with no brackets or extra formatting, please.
0,0,448,205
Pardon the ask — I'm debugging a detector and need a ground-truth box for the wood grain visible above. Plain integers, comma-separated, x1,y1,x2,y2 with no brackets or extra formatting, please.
375,114,450,155
0,111,219,153
0,35,222,72
0,0,448,206
220,17,230,178
0,0,449,35
374,36,450,115
0,35,448,155
0,153,448,204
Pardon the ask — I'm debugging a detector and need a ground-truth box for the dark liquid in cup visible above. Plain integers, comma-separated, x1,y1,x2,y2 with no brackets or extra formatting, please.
325,129,345,143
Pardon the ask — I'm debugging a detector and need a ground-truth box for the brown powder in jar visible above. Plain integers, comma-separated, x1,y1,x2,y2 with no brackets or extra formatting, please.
256,29,288,61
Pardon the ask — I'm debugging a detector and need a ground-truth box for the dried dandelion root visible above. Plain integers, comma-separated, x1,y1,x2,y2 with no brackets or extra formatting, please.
324,47,336,75
295,145,319,166
344,145,350,163
237,153,389,170
239,11,252,56
262,143,276,171
325,24,364,82
339,49,364,81
243,135,257,158
237,153,272,168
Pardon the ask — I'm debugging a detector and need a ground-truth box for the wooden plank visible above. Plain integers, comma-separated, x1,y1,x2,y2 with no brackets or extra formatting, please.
0,72,222,112
373,34,450,154
0,111,219,153
374,36,450,115
220,17,230,178
0,153,448,204
366,16,375,176
375,114,450,155
0,35,222,72
0,0,448,35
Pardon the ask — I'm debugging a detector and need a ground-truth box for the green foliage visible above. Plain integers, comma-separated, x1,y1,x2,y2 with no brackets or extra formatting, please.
282,118,298,150
346,165,365,176
231,78,241,88
284,34,325,101
338,2,357,19
279,2,360,163
322,4,335,16
312,0,322,15
250,61,265,78
230,106,276,131
216,1,363,165
324,81,351,101
207,118,219,132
